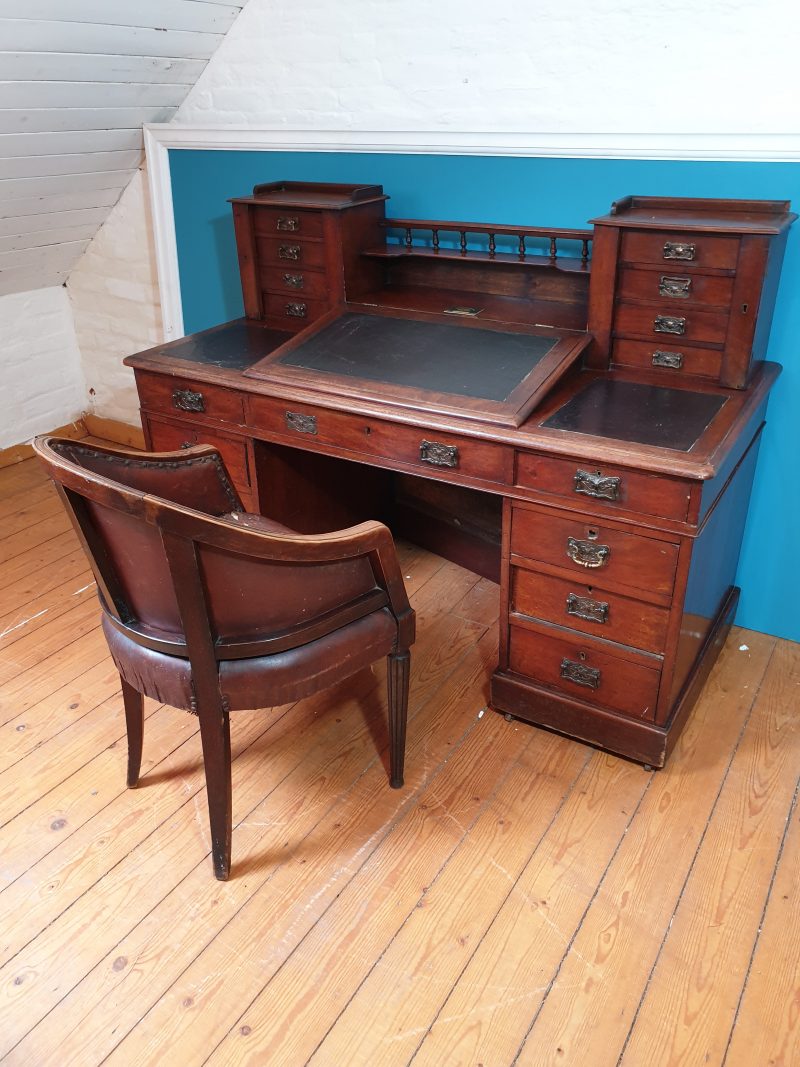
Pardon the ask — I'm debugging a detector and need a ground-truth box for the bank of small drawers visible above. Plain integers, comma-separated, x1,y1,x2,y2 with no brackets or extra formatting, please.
612,227,741,383
251,205,333,333
506,499,681,721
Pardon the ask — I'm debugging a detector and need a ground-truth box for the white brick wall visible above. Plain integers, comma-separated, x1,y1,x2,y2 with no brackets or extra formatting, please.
66,0,800,424
68,169,163,424
0,285,85,449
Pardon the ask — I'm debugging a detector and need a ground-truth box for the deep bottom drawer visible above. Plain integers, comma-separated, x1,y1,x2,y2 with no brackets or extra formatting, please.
508,622,661,721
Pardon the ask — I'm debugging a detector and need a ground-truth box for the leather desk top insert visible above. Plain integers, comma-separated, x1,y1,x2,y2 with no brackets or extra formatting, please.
126,183,794,767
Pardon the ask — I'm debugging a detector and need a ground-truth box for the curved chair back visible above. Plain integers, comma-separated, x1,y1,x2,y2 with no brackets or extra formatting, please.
34,437,413,660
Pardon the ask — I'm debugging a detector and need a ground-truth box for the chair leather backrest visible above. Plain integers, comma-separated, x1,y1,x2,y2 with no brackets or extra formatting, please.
35,437,382,656
52,440,242,514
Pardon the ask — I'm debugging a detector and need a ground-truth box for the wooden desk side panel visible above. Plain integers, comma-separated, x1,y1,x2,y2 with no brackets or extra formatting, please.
585,225,620,368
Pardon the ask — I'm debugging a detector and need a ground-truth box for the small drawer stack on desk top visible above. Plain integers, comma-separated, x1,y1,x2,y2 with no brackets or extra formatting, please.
229,180,389,334
587,196,795,388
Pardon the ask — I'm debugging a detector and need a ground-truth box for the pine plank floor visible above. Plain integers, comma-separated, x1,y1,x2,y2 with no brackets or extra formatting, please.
1,454,798,1067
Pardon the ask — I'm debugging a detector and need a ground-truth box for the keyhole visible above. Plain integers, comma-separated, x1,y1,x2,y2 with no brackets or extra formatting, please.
579,651,586,661
364,426,371,436
587,527,598,540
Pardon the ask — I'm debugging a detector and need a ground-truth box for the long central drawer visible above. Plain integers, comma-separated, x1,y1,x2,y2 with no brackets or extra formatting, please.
246,395,513,489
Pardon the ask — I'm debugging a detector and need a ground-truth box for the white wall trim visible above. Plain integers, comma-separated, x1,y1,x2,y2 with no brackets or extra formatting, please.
144,124,800,341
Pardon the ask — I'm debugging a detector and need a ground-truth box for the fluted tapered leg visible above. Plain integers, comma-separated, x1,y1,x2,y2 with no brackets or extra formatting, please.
196,699,232,880
121,676,144,788
387,650,410,789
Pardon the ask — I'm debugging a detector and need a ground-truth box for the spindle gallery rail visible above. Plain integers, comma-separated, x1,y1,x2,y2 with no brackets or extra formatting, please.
377,217,593,268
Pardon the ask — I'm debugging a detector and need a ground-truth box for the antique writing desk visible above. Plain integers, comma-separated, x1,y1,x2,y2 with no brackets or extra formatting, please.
126,182,794,766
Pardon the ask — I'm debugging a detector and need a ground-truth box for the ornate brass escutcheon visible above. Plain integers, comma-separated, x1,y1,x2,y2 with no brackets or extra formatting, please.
285,411,317,434
652,349,684,370
278,245,301,260
566,537,611,568
419,440,459,468
276,216,300,232
566,592,609,624
654,315,686,335
574,469,621,501
560,659,601,689
662,241,696,260
659,275,691,298
285,302,308,318
172,388,205,413
282,273,304,289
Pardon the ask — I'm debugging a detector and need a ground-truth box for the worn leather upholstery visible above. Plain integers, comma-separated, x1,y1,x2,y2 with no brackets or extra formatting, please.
103,607,397,711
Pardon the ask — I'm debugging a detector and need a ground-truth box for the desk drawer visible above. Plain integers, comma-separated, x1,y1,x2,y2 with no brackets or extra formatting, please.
146,414,250,487
515,451,691,521
247,396,512,488
252,207,324,239
610,339,723,380
620,230,740,270
137,372,244,425
256,236,327,271
510,503,679,597
261,267,330,299
511,565,670,653
616,267,734,309
509,622,661,721
614,302,729,346
261,292,329,329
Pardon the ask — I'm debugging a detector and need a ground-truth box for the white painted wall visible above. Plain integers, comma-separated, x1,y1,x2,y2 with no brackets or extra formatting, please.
68,169,163,423
0,285,85,448
68,0,800,423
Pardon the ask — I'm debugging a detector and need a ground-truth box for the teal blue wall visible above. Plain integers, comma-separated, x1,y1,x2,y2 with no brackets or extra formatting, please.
169,149,800,642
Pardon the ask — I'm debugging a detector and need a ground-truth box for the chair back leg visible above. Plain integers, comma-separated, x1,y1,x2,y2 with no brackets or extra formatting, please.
196,698,233,880
387,650,410,789
121,677,144,788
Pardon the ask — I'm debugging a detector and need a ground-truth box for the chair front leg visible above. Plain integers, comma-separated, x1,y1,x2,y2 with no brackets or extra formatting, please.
121,676,144,788
196,698,233,880
387,650,410,789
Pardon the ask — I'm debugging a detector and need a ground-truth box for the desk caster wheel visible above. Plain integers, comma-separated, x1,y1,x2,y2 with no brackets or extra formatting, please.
504,713,514,722
643,764,654,772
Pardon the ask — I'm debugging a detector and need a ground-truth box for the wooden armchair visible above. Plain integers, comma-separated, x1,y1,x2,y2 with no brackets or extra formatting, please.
34,436,415,880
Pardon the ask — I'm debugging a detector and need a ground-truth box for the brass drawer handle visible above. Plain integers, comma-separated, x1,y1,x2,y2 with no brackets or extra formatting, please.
420,440,459,468
285,302,308,318
574,469,621,501
654,315,686,335
652,349,684,370
663,241,695,261
560,658,601,689
278,245,301,261
282,272,304,289
566,593,609,624
276,216,299,232
285,411,317,434
659,275,691,299
566,536,610,568
172,388,205,413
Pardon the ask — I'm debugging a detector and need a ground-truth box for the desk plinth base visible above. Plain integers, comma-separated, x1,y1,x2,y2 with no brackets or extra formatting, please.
490,587,739,767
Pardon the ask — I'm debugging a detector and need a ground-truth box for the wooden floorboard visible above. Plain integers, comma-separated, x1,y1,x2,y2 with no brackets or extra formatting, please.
1,457,798,1067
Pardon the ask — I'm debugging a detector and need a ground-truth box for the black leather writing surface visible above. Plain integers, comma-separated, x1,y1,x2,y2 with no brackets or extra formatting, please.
544,379,727,451
278,313,558,401
160,321,292,370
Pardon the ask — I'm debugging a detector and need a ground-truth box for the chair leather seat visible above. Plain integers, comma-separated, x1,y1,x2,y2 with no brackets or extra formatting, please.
102,608,398,712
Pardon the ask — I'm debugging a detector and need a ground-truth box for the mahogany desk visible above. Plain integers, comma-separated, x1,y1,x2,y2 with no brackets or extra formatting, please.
126,184,794,767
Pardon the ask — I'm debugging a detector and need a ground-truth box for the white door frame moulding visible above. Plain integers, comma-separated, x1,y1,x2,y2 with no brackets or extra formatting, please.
144,125,800,341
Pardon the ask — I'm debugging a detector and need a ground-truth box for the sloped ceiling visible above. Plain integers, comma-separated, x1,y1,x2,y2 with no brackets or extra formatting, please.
0,0,248,297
